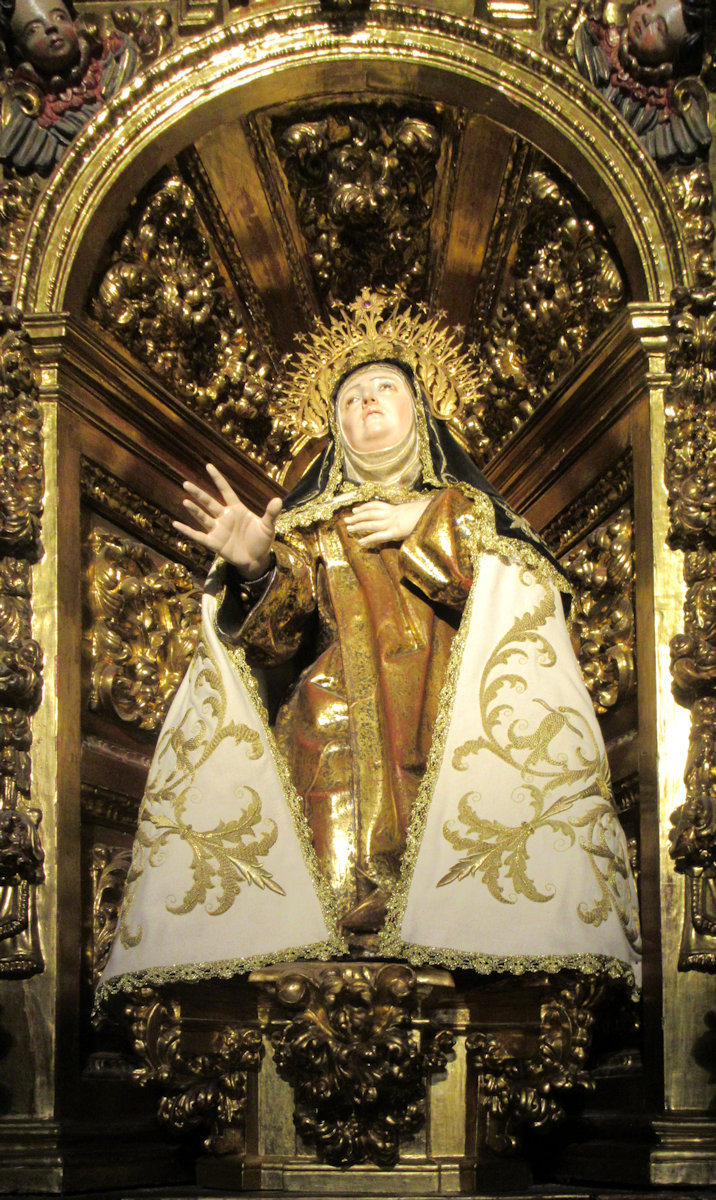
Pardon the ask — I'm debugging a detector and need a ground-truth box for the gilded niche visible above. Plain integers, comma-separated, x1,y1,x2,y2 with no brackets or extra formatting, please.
85,526,202,733
561,506,636,714
274,105,441,304
473,169,625,466
90,175,285,471
0,308,44,978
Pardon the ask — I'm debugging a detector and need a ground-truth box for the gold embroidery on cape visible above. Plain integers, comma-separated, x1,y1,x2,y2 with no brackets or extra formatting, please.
117,635,284,949
437,575,640,951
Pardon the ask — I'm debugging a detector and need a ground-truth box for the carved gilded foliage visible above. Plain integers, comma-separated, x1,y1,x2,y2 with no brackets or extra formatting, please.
90,175,286,471
261,962,454,1168
124,989,263,1154
85,527,202,733
0,308,44,978
467,974,600,1155
665,267,716,968
90,844,133,987
274,106,441,305
472,169,625,465
562,506,636,714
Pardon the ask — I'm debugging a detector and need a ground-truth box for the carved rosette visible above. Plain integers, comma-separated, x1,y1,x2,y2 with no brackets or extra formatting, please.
90,176,285,471
562,506,635,714
466,974,600,1155
256,962,454,1168
0,307,44,978
275,106,441,304
473,168,625,466
665,267,716,968
123,989,263,1154
85,527,202,733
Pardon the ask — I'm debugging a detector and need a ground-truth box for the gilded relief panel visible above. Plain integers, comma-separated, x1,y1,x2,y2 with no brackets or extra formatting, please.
0,308,44,979
84,519,202,735
271,104,443,305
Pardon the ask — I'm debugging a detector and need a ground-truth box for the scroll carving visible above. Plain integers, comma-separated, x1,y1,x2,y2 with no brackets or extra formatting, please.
0,308,44,978
472,169,625,466
125,989,263,1154
275,106,441,305
562,507,636,714
665,266,716,968
85,527,201,733
543,450,633,557
667,163,715,278
90,844,132,986
0,176,40,305
81,458,212,572
90,176,286,472
257,962,454,1168
466,975,600,1155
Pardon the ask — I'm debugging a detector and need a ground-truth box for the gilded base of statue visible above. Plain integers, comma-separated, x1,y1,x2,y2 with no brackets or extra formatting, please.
119,963,620,1195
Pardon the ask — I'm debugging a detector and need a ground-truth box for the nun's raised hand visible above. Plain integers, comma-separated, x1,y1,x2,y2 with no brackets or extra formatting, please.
173,464,282,578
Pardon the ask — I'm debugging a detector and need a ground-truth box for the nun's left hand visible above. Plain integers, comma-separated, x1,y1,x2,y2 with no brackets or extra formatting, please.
344,497,431,546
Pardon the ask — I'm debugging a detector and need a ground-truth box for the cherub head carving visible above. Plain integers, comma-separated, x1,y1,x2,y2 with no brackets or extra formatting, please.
0,0,80,76
622,0,707,78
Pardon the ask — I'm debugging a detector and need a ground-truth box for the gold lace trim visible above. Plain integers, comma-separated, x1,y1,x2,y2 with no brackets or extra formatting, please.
94,940,339,1012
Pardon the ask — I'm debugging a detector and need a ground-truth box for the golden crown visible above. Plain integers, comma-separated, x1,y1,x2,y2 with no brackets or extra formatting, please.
279,289,484,438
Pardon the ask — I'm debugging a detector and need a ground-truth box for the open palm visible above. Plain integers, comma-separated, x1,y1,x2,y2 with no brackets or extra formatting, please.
173,464,282,579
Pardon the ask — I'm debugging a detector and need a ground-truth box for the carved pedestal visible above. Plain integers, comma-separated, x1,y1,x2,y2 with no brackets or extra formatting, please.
121,963,611,1196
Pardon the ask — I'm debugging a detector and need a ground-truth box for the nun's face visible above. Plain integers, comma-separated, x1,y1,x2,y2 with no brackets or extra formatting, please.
336,364,415,454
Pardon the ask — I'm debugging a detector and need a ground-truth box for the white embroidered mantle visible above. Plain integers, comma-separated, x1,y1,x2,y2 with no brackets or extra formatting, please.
97,542,641,1004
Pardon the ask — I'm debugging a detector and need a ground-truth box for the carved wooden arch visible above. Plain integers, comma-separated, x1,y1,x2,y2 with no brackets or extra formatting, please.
14,3,687,315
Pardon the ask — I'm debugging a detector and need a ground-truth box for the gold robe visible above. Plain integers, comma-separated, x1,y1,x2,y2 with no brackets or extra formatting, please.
218,488,474,929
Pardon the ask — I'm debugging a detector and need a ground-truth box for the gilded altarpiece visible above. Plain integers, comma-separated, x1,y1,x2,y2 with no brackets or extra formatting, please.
0,0,713,1193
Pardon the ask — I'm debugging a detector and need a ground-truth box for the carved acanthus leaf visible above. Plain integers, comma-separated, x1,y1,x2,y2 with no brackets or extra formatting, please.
466,975,600,1155
275,106,441,305
261,962,454,1168
124,990,263,1154
90,176,285,471
562,507,635,714
85,527,202,732
471,169,625,466
103,7,173,63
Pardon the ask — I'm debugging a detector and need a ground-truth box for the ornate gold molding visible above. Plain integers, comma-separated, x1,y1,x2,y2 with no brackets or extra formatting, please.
274,105,441,305
665,267,716,969
81,458,212,572
562,506,635,715
85,527,201,732
543,449,633,558
253,961,455,1168
15,6,687,316
0,308,44,979
81,781,142,831
466,974,601,1155
667,164,715,282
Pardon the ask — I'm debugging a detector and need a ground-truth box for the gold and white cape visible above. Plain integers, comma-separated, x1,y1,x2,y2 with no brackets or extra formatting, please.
98,534,641,1003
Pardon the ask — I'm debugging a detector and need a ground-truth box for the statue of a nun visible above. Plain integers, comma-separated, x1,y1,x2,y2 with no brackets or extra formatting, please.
97,294,641,1004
